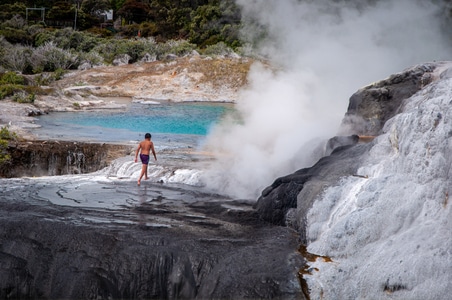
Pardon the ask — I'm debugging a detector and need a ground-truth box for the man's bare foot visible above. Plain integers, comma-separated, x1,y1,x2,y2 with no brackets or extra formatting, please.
137,180,141,186
144,177,149,180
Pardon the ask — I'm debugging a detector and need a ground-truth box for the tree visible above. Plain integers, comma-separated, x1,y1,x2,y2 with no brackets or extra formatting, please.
0,3,27,22
117,0,151,24
188,0,241,48
81,0,111,18
46,1,76,25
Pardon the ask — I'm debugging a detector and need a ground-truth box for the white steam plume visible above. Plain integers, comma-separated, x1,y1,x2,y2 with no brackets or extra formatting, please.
201,0,452,199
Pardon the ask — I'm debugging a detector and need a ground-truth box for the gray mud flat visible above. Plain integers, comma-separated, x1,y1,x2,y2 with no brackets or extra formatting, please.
0,177,303,299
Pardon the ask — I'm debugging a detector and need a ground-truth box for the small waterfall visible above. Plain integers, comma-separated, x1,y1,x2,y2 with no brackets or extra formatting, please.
66,150,86,174
47,153,59,176
3,141,130,178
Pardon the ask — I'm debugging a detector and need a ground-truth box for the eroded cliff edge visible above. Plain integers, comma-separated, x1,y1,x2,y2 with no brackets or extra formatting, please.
1,140,131,178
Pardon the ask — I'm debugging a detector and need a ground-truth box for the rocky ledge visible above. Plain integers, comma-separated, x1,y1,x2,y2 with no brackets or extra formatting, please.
0,177,303,299
1,140,132,178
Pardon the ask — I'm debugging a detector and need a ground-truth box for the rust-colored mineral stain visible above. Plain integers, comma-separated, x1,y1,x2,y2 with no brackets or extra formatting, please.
297,245,333,300
358,135,376,143
298,244,333,263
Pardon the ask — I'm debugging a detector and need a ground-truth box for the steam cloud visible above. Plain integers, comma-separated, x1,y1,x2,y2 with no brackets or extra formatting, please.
202,0,452,199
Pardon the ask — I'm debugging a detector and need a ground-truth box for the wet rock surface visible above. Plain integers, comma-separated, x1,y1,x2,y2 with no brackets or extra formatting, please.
0,178,303,299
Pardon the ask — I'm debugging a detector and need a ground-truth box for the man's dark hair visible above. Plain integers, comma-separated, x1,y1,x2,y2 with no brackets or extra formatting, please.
145,133,151,139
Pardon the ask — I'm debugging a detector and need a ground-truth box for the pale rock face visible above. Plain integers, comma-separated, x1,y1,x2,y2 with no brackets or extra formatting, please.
305,63,452,299
253,62,452,299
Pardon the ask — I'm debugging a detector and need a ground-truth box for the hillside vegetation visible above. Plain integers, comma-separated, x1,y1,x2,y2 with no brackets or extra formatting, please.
0,0,241,47
0,0,254,104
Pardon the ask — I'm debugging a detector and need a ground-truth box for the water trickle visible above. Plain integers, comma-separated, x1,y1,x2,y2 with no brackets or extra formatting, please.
66,150,85,174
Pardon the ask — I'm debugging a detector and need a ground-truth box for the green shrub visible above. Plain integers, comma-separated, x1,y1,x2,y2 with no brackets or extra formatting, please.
27,24,45,37
0,139,11,166
12,91,34,103
0,84,21,99
30,42,79,72
153,39,196,59
139,22,160,37
86,27,114,38
0,27,33,44
52,68,66,80
75,34,101,52
0,126,16,140
202,42,234,56
170,40,197,56
0,126,16,169
93,38,151,64
91,39,122,64
78,51,105,67
2,14,26,29
0,3,26,23
34,73,52,86
121,23,141,38
24,85,52,95
34,30,54,47
0,45,33,73
0,71,24,85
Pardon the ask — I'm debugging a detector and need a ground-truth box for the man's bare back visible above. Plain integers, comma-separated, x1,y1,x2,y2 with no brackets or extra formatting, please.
138,140,153,155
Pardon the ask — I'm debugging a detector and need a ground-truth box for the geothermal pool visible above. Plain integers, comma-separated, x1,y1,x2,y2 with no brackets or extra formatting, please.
33,101,235,146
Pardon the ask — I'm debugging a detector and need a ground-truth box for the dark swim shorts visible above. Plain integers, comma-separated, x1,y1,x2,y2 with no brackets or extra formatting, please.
140,154,150,165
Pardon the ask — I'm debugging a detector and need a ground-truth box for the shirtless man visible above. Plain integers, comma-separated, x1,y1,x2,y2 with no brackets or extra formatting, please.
134,133,157,185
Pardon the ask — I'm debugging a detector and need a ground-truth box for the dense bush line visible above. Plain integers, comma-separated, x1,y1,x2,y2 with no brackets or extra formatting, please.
0,0,241,48
0,30,242,75
0,0,248,76
0,0,250,101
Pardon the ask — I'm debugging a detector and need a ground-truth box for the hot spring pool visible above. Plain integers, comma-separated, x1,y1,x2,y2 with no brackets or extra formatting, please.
33,101,235,147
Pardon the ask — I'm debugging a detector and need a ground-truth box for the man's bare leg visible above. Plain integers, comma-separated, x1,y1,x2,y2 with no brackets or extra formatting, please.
138,164,147,185
144,165,149,180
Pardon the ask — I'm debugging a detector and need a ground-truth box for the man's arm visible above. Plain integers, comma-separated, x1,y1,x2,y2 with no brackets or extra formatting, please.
151,143,157,161
134,143,141,162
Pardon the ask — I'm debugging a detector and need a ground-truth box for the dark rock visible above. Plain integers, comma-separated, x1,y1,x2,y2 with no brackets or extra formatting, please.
0,180,304,299
255,142,372,238
165,54,178,60
255,137,362,227
324,134,359,156
27,109,43,117
255,170,313,226
112,54,131,66
340,63,436,135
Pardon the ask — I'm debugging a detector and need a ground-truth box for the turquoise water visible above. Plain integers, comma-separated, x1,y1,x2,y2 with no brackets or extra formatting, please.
34,102,234,145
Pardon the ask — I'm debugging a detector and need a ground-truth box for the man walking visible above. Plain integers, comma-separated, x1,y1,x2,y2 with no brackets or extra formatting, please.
134,133,157,185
